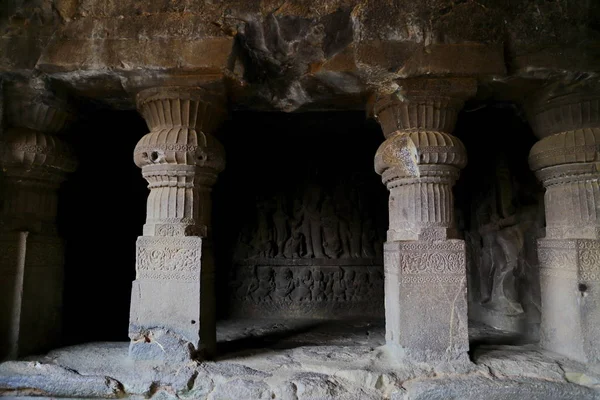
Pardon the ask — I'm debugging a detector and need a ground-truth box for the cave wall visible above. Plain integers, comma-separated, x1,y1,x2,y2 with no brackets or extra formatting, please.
58,108,147,344
213,111,388,319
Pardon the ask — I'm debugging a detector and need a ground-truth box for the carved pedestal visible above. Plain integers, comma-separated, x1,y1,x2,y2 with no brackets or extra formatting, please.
384,241,468,359
128,87,225,362
528,84,600,365
0,90,76,360
373,78,475,361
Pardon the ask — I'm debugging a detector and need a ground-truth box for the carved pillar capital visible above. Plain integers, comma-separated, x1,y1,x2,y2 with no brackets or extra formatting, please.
372,78,475,242
0,90,77,234
528,81,600,240
374,130,467,185
527,80,600,140
133,86,226,238
372,77,477,137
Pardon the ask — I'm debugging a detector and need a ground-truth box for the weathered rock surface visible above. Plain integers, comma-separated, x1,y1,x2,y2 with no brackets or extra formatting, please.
1,0,598,110
0,320,598,399
400,376,600,400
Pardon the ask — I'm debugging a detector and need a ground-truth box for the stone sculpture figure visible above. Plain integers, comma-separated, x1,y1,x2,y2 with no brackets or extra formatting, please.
492,219,528,315
273,193,290,258
334,184,354,258
311,270,327,301
231,175,386,262
348,188,364,258
361,216,378,258
321,194,342,258
331,269,346,301
275,268,295,300
475,157,527,315
234,226,256,260
303,183,325,259
252,198,275,258
291,268,313,301
343,269,357,301
356,271,370,299
476,203,500,304
283,198,306,258
251,267,275,303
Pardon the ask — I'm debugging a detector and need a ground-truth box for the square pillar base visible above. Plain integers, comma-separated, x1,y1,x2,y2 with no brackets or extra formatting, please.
538,239,600,366
129,236,215,363
384,240,469,362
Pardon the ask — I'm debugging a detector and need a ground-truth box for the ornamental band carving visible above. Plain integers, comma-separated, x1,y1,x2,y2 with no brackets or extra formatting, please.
384,240,466,284
537,239,600,281
135,236,202,281
229,265,384,318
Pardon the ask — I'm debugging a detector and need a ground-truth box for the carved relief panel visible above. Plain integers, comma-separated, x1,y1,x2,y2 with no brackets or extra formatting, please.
228,177,387,318
214,114,388,319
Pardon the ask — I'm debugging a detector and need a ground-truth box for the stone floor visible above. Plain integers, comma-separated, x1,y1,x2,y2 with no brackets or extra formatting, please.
1,319,599,399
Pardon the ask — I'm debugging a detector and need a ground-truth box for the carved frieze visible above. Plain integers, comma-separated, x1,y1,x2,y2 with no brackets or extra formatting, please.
233,182,385,262
385,240,466,285
229,264,384,318
537,239,600,281
136,236,202,281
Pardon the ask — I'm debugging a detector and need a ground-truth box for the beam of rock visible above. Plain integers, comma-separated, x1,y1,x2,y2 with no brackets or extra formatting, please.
0,361,124,398
398,376,600,400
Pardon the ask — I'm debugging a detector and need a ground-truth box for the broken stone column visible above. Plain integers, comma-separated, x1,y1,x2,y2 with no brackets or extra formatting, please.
527,81,600,366
372,78,476,362
0,86,76,360
128,87,226,362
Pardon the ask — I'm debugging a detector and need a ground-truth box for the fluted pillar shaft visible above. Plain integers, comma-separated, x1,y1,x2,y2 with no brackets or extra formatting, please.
527,82,600,366
0,88,76,360
128,87,225,362
372,78,475,362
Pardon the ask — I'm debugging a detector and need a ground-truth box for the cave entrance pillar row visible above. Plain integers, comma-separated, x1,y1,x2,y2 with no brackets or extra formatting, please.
128,86,226,362
0,86,77,360
371,78,476,362
527,81,600,367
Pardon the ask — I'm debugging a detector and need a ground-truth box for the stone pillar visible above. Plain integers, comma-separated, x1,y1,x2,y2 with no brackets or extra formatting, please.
527,82,600,366
0,89,76,360
372,78,476,362
128,87,226,362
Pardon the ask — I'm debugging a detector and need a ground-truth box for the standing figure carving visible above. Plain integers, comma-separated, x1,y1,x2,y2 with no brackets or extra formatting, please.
303,183,325,258
322,194,342,258
275,268,295,300
343,269,357,301
292,268,313,301
283,198,306,258
251,267,275,303
273,193,290,258
311,270,327,301
252,197,275,258
331,269,346,301
474,156,527,315
334,184,355,258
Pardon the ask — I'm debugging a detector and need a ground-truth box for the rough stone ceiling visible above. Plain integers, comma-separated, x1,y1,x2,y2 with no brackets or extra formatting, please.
1,0,599,111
